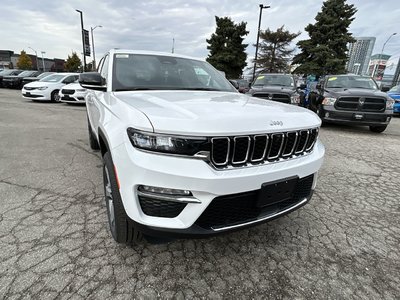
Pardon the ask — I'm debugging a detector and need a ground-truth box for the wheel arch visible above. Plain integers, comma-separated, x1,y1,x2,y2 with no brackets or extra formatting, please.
98,128,110,157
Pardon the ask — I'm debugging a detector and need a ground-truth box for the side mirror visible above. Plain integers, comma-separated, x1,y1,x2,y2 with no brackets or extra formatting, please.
229,80,239,90
79,72,106,91
380,86,390,92
316,84,322,90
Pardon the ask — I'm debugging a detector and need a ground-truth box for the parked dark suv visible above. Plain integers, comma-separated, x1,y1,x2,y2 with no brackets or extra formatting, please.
248,73,304,105
3,70,41,89
309,75,394,133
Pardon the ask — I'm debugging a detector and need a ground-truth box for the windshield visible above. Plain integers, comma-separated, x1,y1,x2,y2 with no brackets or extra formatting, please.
18,71,35,77
0,70,16,76
37,72,54,79
112,54,236,92
253,74,294,87
389,85,400,93
325,76,378,90
39,74,65,82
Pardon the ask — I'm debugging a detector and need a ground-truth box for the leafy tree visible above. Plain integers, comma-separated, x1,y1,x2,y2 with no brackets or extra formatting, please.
206,16,249,78
292,0,357,76
64,52,82,72
16,50,32,70
255,26,300,73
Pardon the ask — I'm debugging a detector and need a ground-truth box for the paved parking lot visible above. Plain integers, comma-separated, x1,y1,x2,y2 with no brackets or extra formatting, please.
0,88,399,299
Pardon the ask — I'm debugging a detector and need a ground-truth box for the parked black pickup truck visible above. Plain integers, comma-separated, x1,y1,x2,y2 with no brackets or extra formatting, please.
247,73,304,105
309,75,394,133
2,70,40,89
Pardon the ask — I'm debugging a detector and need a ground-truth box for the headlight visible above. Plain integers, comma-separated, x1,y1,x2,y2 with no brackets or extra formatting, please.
37,86,48,90
290,94,300,104
322,97,337,105
386,97,395,110
127,128,209,155
76,89,86,92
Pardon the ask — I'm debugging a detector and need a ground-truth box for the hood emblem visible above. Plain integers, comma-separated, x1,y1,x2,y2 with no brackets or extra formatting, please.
270,121,283,126
359,98,365,105
268,94,273,100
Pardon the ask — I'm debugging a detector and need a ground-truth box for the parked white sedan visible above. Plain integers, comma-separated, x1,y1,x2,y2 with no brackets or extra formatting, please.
59,82,88,104
22,73,79,102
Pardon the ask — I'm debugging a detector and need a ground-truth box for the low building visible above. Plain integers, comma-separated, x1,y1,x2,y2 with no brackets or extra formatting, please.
1,49,65,71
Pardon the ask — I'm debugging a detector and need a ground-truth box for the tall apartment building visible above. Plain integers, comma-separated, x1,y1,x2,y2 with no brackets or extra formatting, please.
347,37,376,75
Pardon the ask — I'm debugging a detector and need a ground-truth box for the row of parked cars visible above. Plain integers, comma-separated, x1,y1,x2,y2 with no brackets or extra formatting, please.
0,69,88,104
241,72,398,133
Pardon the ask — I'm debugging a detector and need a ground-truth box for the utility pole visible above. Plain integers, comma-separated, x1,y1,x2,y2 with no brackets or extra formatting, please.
41,51,46,71
76,9,87,71
28,47,39,71
91,25,102,71
252,4,270,82
373,33,397,79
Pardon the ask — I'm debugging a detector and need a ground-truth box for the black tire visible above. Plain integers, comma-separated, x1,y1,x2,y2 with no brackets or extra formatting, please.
103,152,142,245
51,90,60,102
88,118,100,150
369,125,387,133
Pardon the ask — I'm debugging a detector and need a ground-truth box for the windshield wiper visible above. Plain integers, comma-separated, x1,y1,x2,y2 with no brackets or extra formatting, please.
114,87,156,91
177,87,222,91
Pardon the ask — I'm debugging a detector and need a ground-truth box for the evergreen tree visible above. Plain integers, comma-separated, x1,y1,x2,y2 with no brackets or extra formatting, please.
255,26,300,73
64,52,82,72
16,50,32,70
292,0,357,76
206,16,249,78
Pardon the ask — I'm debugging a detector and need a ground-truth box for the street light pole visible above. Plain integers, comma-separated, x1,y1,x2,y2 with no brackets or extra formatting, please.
252,4,270,82
373,32,397,79
91,25,102,71
28,47,39,71
41,51,46,71
76,9,87,71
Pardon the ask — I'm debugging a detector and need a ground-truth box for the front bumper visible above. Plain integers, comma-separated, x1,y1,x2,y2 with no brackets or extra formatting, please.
111,140,325,235
320,105,392,125
3,80,20,88
21,88,51,100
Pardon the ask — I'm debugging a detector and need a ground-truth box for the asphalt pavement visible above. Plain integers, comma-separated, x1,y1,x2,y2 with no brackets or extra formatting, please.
0,88,399,299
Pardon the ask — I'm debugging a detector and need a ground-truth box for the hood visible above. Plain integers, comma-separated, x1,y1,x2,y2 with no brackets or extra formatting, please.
324,88,388,98
62,83,81,89
24,81,59,88
250,86,296,95
114,91,320,136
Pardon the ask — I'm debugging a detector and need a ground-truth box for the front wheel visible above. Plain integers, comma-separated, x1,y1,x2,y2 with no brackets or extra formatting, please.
103,152,142,245
51,90,60,102
369,125,387,133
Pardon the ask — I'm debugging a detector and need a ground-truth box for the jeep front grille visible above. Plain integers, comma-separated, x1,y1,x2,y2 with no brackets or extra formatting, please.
210,128,318,168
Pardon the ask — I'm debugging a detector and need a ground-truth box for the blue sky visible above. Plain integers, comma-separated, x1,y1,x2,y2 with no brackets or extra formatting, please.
1,0,400,72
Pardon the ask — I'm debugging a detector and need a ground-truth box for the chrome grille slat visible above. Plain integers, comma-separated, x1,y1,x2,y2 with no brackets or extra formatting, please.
232,136,251,164
282,131,298,157
250,135,268,162
267,133,285,160
210,128,318,168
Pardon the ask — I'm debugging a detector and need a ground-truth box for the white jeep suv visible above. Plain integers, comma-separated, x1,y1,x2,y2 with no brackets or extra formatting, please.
80,49,325,245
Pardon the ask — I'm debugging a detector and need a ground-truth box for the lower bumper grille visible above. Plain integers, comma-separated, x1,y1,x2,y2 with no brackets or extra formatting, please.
195,174,314,230
61,89,75,95
139,196,187,218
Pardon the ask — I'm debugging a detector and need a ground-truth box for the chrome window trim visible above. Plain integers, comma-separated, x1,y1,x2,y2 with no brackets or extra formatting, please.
250,134,269,162
211,137,230,166
231,136,251,165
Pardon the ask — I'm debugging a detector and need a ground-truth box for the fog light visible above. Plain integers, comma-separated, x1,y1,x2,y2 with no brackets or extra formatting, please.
138,185,191,196
325,112,330,118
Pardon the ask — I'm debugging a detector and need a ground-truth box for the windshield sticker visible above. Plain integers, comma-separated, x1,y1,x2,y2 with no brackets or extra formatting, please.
328,77,337,81
257,76,265,80
116,54,129,58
